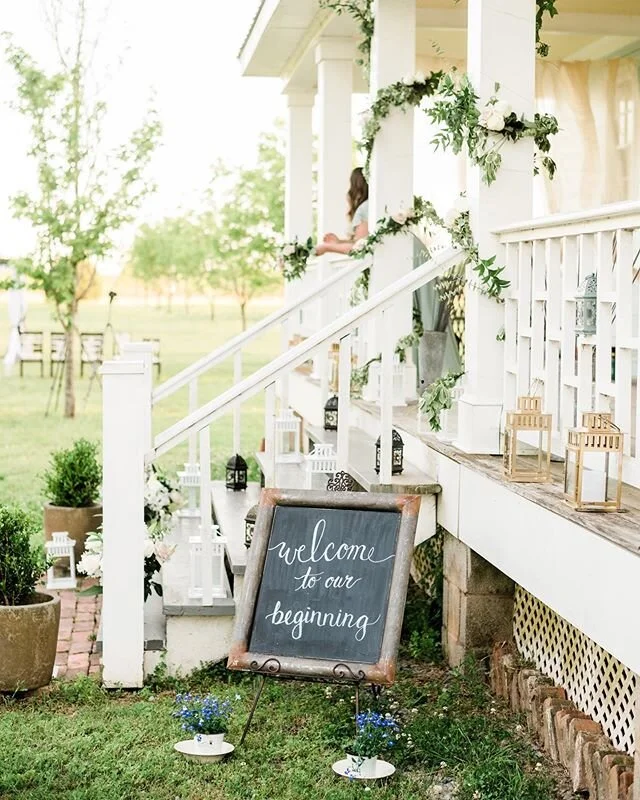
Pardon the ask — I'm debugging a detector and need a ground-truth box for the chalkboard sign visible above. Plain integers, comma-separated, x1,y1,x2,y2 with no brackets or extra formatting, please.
228,489,420,685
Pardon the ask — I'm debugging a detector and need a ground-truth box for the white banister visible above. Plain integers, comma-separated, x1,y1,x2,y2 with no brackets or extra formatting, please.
152,258,365,403
101,359,147,688
497,202,640,487
199,427,213,605
188,378,198,465
337,333,351,471
151,247,460,459
233,350,242,454
264,383,276,488
119,342,155,453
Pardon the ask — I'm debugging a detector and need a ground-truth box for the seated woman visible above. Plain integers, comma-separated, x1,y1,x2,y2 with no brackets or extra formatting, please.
315,167,369,256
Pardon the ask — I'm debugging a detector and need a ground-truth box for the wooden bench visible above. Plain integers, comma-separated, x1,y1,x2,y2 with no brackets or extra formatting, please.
80,332,104,377
50,333,66,377
19,331,44,377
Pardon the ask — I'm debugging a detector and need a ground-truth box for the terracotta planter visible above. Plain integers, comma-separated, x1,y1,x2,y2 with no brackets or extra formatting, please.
0,593,60,691
44,504,102,563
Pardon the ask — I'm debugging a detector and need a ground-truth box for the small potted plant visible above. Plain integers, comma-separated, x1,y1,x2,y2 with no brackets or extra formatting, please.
0,505,60,691
42,439,102,563
345,711,400,778
173,693,234,754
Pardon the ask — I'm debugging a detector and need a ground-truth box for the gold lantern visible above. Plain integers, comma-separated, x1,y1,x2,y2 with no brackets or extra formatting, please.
564,412,623,512
503,396,552,483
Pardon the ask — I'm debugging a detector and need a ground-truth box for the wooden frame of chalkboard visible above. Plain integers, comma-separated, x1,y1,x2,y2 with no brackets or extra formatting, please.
228,489,420,685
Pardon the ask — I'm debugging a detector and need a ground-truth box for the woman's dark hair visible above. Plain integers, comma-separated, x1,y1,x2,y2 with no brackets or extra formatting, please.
347,167,369,222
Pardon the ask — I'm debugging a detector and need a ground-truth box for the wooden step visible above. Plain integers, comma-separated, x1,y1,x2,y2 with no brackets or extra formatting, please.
305,423,441,496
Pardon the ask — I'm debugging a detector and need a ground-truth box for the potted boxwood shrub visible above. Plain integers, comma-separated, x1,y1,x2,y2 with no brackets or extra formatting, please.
42,439,102,562
0,505,60,691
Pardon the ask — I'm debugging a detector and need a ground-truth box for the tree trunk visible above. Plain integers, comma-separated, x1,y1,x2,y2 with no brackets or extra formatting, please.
209,297,215,321
64,320,75,418
240,301,247,331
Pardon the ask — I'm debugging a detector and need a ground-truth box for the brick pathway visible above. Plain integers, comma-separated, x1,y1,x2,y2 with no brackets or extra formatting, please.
51,582,102,680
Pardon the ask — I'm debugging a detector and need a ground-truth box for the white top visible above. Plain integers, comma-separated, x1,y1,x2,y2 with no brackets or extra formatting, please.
350,200,369,236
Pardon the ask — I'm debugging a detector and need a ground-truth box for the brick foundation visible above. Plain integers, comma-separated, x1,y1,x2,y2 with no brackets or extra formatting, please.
490,642,635,800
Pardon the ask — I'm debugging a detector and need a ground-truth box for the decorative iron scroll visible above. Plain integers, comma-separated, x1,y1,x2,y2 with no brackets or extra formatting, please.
333,663,367,682
327,471,357,492
249,657,281,675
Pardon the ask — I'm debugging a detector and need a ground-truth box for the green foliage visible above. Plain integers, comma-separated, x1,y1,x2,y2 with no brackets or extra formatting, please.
0,505,46,606
360,72,443,175
536,0,559,57
42,439,102,507
429,74,558,186
448,210,510,299
319,0,374,68
419,372,464,433
3,12,161,417
279,237,315,281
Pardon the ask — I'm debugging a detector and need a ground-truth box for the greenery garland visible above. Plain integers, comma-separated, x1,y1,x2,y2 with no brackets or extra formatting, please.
418,371,464,433
278,237,315,281
360,72,442,176
428,74,558,186
318,0,374,68
536,0,559,57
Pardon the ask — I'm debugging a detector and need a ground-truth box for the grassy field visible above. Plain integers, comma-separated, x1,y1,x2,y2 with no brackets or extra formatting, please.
0,657,565,800
0,297,280,512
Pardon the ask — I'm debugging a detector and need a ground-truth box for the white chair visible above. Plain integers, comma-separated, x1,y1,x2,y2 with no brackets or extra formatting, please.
305,443,338,489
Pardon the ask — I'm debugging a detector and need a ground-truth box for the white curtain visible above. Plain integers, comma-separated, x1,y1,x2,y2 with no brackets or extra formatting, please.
413,56,640,216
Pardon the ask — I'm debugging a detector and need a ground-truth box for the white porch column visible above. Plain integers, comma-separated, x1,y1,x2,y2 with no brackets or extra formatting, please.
368,0,416,339
456,0,535,454
285,92,314,242
101,360,146,688
315,38,354,404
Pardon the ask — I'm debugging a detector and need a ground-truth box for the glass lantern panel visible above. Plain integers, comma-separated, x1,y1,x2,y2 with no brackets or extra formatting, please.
392,449,403,467
52,557,72,581
325,410,338,429
564,449,577,498
579,451,609,503
509,429,546,476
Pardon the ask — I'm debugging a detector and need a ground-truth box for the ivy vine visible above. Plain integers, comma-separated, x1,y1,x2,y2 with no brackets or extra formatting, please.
536,0,559,57
318,0,374,68
418,371,464,433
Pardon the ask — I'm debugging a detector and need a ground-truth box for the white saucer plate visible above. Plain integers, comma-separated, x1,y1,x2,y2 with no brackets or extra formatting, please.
174,740,235,763
332,759,396,780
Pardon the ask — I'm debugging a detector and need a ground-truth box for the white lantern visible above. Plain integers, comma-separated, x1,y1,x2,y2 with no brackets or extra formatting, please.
275,408,302,462
177,462,201,520
45,532,77,590
187,531,227,601
305,443,338,489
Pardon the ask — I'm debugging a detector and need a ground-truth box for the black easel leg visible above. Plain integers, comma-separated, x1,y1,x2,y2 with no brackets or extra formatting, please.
239,675,266,747
355,683,360,733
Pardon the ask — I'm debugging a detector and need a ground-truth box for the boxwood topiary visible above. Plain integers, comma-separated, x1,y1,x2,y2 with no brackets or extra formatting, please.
42,439,102,508
0,506,46,606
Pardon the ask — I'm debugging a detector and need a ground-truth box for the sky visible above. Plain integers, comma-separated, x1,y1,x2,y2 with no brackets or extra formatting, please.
0,0,284,267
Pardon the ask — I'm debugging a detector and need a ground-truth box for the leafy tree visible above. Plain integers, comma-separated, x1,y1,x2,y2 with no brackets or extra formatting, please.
204,128,285,330
3,0,161,417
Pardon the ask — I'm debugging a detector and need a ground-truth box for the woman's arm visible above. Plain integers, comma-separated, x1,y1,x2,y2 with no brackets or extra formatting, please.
316,221,368,256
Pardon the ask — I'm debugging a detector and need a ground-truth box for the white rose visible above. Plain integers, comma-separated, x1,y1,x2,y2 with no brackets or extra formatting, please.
282,243,295,257
84,533,103,554
443,209,458,228
454,196,469,214
169,490,183,506
414,71,426,84
144,538,155,559
353,238,368,251
478,109,491,128
401,73,414,86
391,210,408,225
493,100,511,117
485,110,506,132
77,552,102,578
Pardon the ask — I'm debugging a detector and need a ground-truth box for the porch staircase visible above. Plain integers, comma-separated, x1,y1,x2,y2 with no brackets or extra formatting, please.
104,249,460,678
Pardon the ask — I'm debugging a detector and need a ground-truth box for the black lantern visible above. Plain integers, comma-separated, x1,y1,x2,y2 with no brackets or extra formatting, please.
375,430,404,475
226,454,247,491
244,504,258,548
324,395,339,431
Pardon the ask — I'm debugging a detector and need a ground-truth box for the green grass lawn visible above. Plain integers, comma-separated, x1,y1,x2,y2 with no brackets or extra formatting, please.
0,297,280,513
0,659,563,800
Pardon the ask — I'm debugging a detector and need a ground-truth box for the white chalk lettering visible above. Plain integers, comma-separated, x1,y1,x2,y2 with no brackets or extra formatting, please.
264,601,381,642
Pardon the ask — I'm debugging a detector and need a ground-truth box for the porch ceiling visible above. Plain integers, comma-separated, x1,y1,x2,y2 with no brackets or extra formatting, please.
240,0,640,91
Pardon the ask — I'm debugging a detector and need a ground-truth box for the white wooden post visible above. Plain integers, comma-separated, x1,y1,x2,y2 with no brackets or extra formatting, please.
379,308,394,483
102,360,146,688
233,350,242,454
264,383,276,488
188,379,198,466
456,0,535,454
199,427,213,605
315,38,354,406
285,92,315,242
368,0,416,341
120,342,155,453
337,333,352,471
279,320,290,411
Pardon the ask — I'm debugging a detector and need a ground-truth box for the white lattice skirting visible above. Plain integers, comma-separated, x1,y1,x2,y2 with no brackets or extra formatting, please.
513,586,637,756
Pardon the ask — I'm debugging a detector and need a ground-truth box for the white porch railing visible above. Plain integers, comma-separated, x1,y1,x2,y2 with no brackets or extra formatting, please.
496,200,640,487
